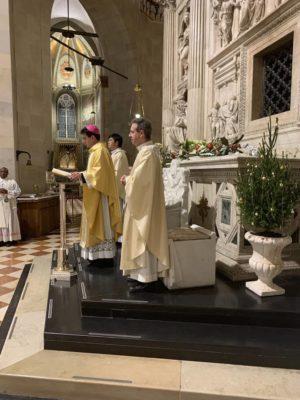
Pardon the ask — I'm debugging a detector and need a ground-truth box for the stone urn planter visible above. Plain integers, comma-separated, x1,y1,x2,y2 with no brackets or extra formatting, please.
245,232,292,297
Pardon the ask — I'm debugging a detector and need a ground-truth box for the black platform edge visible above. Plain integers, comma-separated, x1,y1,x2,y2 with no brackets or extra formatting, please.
44,256,300,370
73,245,300,328
80,299,300,328
0,264,31,353
44,333,300,370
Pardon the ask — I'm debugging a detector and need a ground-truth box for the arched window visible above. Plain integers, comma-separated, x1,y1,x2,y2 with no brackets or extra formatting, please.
57,93,76,139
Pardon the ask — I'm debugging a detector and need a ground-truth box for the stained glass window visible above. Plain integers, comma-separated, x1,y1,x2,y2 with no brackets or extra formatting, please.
57,93,76,139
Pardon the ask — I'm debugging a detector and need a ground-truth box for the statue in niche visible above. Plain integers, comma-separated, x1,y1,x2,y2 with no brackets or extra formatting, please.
211,0,223,24
219,0,239,46
254,0,265,22
220,95,239,141
165,126,186,154
208,102,223,138
178,6,190,80
239,0,265,34
173,82,187,144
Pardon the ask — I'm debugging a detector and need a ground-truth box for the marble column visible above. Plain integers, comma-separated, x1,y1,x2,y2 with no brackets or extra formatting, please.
0,0,16,176
162,2,176,144
187,0,207,139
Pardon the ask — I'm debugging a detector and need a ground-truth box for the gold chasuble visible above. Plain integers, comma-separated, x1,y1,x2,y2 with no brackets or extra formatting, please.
120,142,169,281
80,142,122,252
111,148,129,200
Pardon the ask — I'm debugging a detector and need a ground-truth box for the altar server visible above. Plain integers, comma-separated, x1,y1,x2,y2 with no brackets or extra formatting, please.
120,118,169,292
107,133,129,204
0,167,21,245
70,125,122,264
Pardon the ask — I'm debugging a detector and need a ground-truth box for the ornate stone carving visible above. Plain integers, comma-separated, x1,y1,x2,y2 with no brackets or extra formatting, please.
239,0,265,34
274,0,282,9
178,4,190,80
164,126,185,152
163,159,189,228
219,0,237,45
221,95,239,141
211,0,267,47
211,0,239,46
208,96,239,141
159,0,176,7
208,102,223,138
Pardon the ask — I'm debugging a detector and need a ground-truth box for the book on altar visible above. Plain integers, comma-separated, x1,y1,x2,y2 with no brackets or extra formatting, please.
52,168,71,178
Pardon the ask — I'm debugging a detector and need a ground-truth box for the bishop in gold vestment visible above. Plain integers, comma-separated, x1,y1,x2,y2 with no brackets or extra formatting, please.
120,118,169,292
70,125,122,263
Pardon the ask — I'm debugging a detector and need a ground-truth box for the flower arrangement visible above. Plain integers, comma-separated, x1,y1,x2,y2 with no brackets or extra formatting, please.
179,136,244,159
156,136,244,167
236,118,299,236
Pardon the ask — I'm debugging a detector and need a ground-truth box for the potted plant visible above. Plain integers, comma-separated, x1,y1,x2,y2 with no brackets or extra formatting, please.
236,118,300,296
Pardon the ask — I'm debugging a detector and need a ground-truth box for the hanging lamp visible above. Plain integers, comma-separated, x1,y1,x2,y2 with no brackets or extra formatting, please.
129,83,144,120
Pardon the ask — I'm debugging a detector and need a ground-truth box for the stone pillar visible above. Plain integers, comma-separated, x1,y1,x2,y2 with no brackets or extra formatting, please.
187,0,207,139
0,0,16,177
162,2,176,144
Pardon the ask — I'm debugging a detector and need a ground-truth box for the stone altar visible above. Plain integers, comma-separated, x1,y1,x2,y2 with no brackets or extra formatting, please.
159,0,300,278
179,154,300,280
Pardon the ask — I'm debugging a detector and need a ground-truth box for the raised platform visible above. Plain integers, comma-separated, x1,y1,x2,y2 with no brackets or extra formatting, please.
43,245,300,369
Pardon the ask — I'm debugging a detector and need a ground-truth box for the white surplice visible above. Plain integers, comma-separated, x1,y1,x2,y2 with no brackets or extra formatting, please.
0,178,21,242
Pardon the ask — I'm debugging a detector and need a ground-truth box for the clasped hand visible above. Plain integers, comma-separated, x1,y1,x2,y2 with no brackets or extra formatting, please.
120,175,127,186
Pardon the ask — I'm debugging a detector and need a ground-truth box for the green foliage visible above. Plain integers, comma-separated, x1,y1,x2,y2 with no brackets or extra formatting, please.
236,118,299,234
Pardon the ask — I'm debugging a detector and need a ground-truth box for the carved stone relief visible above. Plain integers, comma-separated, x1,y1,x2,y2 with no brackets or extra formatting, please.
165,1,190,151
208,96,239,141
211,0,268,47
178,4,190,80
239,0,265,34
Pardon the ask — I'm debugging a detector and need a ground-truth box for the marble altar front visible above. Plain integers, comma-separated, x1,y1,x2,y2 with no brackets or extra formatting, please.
179,154,300,280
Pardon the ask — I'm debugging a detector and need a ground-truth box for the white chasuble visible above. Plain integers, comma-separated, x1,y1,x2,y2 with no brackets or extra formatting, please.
120,142,170,282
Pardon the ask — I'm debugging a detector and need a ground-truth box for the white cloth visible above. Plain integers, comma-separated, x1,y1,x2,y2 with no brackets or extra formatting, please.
80,193,116,260
163,227,216,290
129,249,167,283
0,178,21,242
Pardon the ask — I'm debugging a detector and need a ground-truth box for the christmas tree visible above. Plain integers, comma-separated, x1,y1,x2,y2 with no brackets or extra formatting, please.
236,118,299,236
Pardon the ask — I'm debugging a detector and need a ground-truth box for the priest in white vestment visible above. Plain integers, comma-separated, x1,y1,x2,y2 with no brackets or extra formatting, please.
0,167,21,245
70,125,122,265
120,118,170,293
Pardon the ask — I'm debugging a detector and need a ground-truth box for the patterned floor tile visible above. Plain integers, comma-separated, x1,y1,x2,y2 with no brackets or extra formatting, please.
0,226,80,323
11,255,35,262
0,302,8,310
0,266,22,275
0,275,18,285
2,280,18,290
0,286,14,296
0,291,14,304
0,259,25,266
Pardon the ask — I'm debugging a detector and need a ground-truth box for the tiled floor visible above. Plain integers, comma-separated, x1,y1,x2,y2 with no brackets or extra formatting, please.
0,228,80,323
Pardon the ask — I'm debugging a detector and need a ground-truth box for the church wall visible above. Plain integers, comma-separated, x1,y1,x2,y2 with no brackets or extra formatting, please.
8,0,163,192
81,0,163,163
162,0,300,155
0,0,16,177
9,0,53,193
